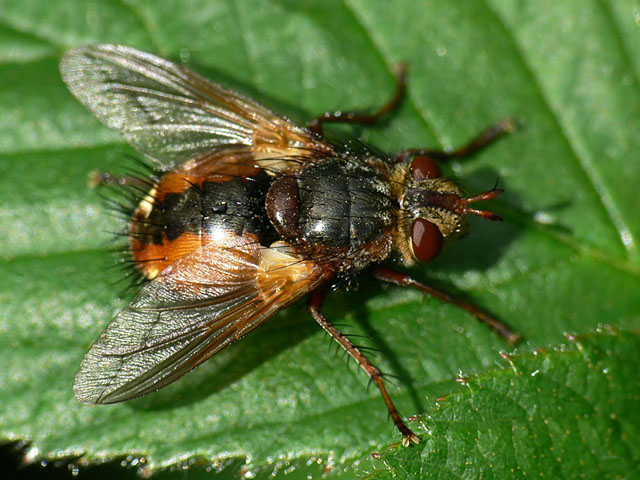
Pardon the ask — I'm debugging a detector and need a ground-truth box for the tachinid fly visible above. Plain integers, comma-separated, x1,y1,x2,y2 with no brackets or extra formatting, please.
60,44,518,446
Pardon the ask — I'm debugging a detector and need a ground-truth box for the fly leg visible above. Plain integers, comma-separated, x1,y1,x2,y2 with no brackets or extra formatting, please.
308,288,420,446
393,117,517,163
307,64,407,137
373,266,521,346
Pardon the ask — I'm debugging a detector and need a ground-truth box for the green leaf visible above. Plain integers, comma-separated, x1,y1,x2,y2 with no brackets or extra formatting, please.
360,329,640,479
1,0,639,478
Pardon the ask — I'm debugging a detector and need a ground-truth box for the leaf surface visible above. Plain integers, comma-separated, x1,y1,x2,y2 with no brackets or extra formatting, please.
1,0,639,478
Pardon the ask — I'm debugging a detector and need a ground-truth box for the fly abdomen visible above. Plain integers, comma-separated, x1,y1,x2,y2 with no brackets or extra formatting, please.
131,170,275,279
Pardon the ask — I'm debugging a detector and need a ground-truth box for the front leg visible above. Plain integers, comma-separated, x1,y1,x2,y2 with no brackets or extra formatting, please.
308,289,420,446
373,266,521,346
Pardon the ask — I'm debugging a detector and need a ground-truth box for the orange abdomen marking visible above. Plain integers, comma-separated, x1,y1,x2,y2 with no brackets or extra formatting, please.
130,232,204,280
130,170,275,279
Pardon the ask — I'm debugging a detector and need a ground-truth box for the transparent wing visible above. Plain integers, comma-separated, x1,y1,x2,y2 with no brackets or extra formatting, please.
73,234,329,404
60,44,332,171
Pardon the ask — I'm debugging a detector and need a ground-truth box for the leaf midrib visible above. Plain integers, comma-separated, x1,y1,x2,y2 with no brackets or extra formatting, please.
481,0,637,260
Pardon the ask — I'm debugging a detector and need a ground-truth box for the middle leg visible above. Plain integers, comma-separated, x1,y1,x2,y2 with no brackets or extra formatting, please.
394,117,517,163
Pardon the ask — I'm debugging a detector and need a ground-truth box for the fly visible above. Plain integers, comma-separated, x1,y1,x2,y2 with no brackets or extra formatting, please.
60,44,519,446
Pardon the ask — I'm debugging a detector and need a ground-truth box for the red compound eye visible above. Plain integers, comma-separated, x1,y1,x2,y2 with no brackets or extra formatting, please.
411,155,442,180
412,218,443,262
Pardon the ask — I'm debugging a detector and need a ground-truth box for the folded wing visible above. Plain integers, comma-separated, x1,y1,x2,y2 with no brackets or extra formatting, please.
73,233,329,404
60,44,333,172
